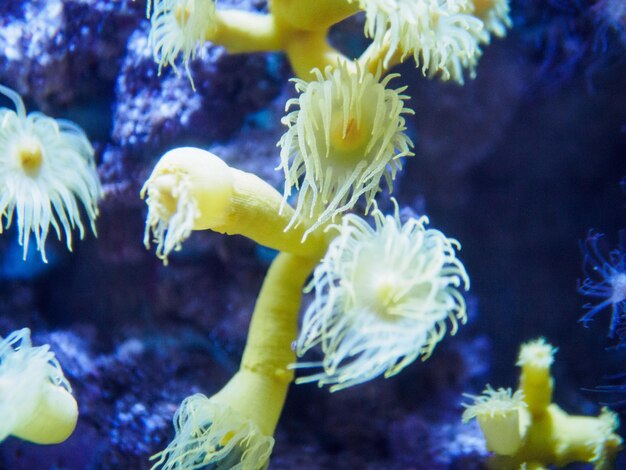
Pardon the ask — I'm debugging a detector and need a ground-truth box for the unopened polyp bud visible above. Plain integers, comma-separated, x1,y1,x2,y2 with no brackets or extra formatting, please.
142,147,327,264
141,147,234,263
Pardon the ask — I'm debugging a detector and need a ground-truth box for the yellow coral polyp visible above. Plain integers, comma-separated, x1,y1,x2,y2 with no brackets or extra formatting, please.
141,147,231,264
350,0,489,83
295,202,469,391
462,386,529,456
148,0,217,87
517,338,557,416
150,393,273,470
278,64,414,236
0,328,78,445
516,337,556,371
142,147,327,264
0,84,101,263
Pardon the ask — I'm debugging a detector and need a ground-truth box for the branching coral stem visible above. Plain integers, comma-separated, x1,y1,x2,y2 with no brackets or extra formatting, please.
213,253,319,436
242,253,319,381
209,8,355,79
209,165,329,259
282,29,354,80
209,10,282,53
270,0,360,32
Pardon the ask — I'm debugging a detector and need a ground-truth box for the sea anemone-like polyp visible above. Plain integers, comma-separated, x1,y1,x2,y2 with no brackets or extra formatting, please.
278,63,414,237
151,393,273,470
141,147,234,264
471,0,513,38
578,231,626,338
0,84,101,262
294,202,469,391
462,386,529,456
148,0,217,87
515,337,557,371
350,0,489,83
0,328,78,445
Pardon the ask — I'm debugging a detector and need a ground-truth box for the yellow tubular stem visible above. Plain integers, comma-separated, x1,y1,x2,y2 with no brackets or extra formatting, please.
270,0,360,32
283,30,354,79
211,10,282,53
203,2,358,79
519,363,553,417
211,167,327,258
242,253,318,381
213,253,319,436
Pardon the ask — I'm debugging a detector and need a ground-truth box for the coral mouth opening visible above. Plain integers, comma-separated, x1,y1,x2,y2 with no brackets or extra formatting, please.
18,138,43,176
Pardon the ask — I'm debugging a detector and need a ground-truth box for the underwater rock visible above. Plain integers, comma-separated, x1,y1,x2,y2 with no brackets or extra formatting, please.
111,21,286,157
0,0,141,108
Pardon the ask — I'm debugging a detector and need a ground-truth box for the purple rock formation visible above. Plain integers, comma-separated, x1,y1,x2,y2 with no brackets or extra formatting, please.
0,0,141,108
112,25,286,154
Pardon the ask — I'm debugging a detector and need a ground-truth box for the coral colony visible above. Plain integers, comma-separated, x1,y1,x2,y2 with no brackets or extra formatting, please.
463,339,622,469
0,1,623,469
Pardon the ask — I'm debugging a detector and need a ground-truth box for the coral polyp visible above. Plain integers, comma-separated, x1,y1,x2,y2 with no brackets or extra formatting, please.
578,231,626,338
278,64,414,236
351,0,493,82
463,339,623,469
141,147,234,264
472,0,512,38
295,203,469,391
0,328,78,445
148,0,217,86
141,168,199,265
462,386,528,456
150,394,273,470
0,84,101,262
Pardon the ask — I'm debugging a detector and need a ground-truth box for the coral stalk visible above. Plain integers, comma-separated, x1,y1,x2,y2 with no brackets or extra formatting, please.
153,253,319,469
230,253,320,434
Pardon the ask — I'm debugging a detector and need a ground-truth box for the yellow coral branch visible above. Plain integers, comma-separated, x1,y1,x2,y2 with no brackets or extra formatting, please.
282,29,353,80
210,9,281,53
271,0,360,32
213,165,328,257
142,147,328,262
463,339,623,469
153,252,318,468
231,253,319,434
211,5,355,79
